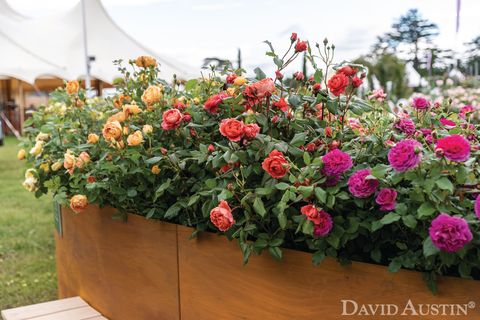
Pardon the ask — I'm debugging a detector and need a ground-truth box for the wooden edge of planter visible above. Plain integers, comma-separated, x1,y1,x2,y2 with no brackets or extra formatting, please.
56,205,180,320
176,225,480,319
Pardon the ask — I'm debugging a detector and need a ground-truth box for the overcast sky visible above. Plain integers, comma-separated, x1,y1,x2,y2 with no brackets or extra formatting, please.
8,0,480,74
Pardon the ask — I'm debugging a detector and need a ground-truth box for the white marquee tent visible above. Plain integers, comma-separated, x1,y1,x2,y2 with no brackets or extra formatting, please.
0,0,195,85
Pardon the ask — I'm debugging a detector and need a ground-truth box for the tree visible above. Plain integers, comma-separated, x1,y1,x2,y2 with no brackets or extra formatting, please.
378,9,439,71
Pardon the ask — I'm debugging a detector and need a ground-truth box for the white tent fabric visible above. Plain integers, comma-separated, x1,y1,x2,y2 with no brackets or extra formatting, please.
0,0,195,84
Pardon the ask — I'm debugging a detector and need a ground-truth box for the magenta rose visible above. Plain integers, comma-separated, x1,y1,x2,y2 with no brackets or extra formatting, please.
321,149,353,176
375,188,397,211
394,119,415,136
429,213,472,253
348,169,379,198
387,139,422,172
439,118,456,128
412,97,430,110
435,134,470,162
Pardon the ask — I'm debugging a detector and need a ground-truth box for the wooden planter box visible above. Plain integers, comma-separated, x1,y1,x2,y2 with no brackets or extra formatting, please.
55,206,480,319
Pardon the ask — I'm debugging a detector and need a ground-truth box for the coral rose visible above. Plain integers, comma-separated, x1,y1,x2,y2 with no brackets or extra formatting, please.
219,118,245,142
244,78,275,100
87,133,99,144
244,123,260,139
327,73,349,96
151,165,161,174
435,134,470,162
75,151,90,169
337,66,357,77
204,92,229,113
127,130,144,146
141,85,163,106
102,120,122,141
210,200,235,232
375,188,397,211
273,98,289,112
135,55,157,68
429,213,472,253
295,40,308,52
262,150,290,179
161,109,183,130
348,169,378,198
66,80,80,95
70,195,88,213
63,152,75,170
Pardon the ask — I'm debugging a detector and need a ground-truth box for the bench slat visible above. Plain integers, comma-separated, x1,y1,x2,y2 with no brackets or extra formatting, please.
1,297,106,320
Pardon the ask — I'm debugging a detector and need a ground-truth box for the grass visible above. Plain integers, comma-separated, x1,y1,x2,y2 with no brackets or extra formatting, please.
0,137,57,309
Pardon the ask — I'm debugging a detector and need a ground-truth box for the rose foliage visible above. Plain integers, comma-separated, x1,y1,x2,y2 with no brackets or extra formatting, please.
20,36,480,292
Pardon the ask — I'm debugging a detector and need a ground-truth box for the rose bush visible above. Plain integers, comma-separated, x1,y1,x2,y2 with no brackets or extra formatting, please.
20,36,480,292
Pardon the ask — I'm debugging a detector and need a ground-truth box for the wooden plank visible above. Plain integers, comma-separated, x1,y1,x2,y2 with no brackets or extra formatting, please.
27,306,100,320
56,206,179,320
1,297,86,320
177,225,480,320
84,317,108,320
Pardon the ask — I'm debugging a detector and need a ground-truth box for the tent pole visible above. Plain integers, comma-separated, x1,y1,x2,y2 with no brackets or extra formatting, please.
81,0,91,92
19,81,25,135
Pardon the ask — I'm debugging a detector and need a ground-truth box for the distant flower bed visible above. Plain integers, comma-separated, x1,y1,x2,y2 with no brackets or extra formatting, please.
19,34,480,292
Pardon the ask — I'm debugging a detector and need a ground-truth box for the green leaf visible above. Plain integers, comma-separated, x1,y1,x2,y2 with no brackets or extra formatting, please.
254,67,266,80
145,156,162,164
255,187,274,196
302,220,314,235
290,132,307,147
297,185,314,198
417,202,436,218
380,213,400,225
402,215,417,229
458,262,472,279
187,195,200,206
303,152,311,165
253,197,266,218
127,189,137,197
288,95,302,107
164,203,182,219
312,251,326,266
268,246,283,260
278,211,287,229
388,259,402,273
314,187,327,203
435,177,454,193
423,237,440,257
275,183,290,190
423,272,438,295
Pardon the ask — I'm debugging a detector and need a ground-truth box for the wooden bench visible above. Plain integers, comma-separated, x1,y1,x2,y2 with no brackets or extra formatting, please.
1,297,107,320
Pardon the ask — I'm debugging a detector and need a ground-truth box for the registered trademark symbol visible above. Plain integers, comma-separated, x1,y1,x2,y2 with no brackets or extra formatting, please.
468,301,475,309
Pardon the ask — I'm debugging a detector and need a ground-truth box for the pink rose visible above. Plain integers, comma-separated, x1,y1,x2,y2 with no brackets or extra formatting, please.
161,109,183,130
375,188,397,211
210,200,235,232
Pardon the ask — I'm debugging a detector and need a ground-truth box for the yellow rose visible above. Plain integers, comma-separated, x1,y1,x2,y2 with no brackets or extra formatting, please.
39,163,50,173
123,104,142,115
87,133,99,144
102,121,122,141
66,80,80,95
135,56,158,68
226,87,236,96
29,141,44,156
35,132,50,142
25,168,37,179
70,195,88,213
233,76,247,86
51,161,63,171
123,126,130,135
193,97,200,105
22,176,38,192
142,125,153,135
151,165,161,174
107,111,127,123
127,130,144,146
141,85,163,106
17,149,26,160
63,152,75,170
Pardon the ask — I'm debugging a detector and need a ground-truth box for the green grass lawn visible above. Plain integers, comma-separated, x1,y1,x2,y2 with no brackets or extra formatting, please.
0,136,56,309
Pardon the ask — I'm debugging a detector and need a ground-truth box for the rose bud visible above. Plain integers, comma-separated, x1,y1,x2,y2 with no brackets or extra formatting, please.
325,127,332,137
352,76,363,88
189,128,197,137
208,144,215,152
275,70,284,80
160,147,168,155
272,115,279,123
329,140,341,150
87,176,96,183
226,74,237,84
290,32,298,42
294,71,304,81
295,40,308,52
286,111,294,119
227,183,234,191
313,83,321,93
306,143,316,152
183,112,192,122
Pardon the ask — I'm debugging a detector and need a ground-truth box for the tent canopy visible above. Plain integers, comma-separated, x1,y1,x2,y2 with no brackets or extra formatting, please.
0,0,195,85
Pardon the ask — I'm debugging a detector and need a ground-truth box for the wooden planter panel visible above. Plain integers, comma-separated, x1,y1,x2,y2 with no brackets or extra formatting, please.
55,206,179,320
177,226,480,319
